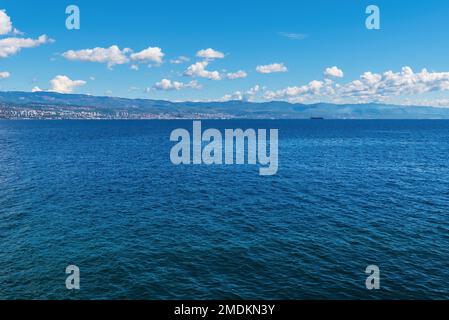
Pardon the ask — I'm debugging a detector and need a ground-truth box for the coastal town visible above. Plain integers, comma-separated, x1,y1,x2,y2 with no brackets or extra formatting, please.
0,102,234,120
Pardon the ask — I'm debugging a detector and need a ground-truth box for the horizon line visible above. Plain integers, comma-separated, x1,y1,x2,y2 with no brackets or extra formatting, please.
0,90,443,109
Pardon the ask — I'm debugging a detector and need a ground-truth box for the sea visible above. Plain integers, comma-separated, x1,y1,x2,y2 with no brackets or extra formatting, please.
0,120,448,299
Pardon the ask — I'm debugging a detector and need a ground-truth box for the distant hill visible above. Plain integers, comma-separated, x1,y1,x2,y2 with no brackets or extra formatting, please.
1,91,449,119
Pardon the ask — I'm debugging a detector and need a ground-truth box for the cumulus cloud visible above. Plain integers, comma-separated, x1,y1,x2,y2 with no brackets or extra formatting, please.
0,35,52,58
0,10,23,35
263,66,449,105
130,46,164,64
0,10,12,35
184,61,221,80
62,45,130,68
337,67,449,100
170,56,190,64
196,48,225,59
183,48,226,81
256,63,287,74
49,75,86,94
324,66,344,78
62,45,167,68
264,80,327,101
0,71,10,79
152,78,201,91
226,70,247,80
31,86,42,92
0,11,49,59
221,85,262,102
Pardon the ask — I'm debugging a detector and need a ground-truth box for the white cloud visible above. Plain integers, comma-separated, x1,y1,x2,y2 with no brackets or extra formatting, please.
196,48,225,59
12,28,23,36
0,35,52,58
263,66,449,105
221,92,243,101
153,78,201,91
335,67,449,101
256,63,287,74
0,10,22,35
62,45,166,68
62,45,130,68
0,10,12,35
49,75,86,94
184,49,225,81
31,86,42,92
324,66,344,78
221,85,262,102
170,56,190,64
130,46,164,64
185,61,221,80
0,71,10,79
264,80,326,100
227,70,247,80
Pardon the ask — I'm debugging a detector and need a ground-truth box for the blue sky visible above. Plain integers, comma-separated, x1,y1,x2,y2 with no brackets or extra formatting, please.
1,0,449,105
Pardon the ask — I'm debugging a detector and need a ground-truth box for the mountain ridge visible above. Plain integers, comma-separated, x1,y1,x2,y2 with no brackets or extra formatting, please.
1,91,449,119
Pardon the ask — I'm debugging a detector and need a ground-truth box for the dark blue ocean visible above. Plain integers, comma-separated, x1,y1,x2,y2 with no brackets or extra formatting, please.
0,120,448,299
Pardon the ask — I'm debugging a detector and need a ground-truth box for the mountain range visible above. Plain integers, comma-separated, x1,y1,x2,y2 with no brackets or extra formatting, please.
1,91,449,119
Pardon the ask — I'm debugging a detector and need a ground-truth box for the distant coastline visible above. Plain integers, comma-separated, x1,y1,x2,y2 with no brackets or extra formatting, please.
2,91,449,120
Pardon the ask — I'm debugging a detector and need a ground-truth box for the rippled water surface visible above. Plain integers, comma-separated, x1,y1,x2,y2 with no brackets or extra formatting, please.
0,120,448,299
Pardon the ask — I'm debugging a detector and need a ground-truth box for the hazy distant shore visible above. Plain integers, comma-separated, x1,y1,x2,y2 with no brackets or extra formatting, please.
2,91,449,119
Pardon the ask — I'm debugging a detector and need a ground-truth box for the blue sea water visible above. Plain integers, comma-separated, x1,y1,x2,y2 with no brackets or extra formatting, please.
0,120,448,300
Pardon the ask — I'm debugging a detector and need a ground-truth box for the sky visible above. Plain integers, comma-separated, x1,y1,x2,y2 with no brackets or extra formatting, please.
1,0,449,106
